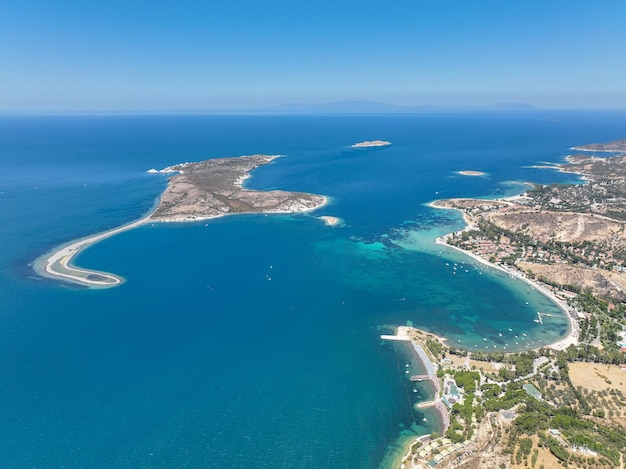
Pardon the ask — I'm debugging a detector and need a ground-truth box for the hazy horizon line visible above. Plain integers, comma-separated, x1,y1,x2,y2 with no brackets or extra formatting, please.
2,108,626,116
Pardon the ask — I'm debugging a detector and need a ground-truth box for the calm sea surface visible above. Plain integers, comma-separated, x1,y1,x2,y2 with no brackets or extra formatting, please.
1,112,625,467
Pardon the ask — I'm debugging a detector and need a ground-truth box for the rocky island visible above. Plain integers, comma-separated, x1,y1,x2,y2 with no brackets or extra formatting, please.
351,140,391,148
458,170,486,176
151,155,327,221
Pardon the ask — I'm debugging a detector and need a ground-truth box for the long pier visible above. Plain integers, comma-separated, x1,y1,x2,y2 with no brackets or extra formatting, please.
380,326,441,393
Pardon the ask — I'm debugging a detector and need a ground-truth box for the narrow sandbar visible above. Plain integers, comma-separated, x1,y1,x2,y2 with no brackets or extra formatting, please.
38,214,153,287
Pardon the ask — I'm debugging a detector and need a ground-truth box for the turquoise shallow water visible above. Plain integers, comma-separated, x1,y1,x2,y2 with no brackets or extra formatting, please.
1,112,626,467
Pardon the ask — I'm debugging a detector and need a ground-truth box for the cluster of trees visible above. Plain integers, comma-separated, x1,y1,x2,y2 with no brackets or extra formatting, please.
482,384,527,412
526,181,626,219
514,437,533,465
453,371,480,392
569,292,626,357
502,393,626,466
441,371,482,444
551,408,625,465
511,359,626,466
543,435,569,463
579,385,626,414
577,311,596,343
447,392,476,443
565,344,625,365
447,347,468,357
424,337,445,360
449,220,505,247
435,345,626,465
467,349,537,378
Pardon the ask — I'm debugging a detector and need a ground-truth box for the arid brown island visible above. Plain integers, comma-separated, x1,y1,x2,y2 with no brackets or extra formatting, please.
151,155,327,221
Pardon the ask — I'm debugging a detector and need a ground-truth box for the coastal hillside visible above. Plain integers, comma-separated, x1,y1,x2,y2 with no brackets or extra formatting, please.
486,210,626,245
573,138,626,153
434,198,626,299
423,138,626,468
433,142,626,299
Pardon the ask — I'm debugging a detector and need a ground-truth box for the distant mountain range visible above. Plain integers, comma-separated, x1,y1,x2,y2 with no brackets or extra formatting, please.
271,101,539,113
481,102,539,110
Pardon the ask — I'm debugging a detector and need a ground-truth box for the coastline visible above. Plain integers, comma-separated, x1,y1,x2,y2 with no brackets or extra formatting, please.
36,155,332,287
150,155,328,222
382,326,449,469
36,214,154,287
37,195,329,288
430,202,578,352
570,146,625,153
151,194,329,223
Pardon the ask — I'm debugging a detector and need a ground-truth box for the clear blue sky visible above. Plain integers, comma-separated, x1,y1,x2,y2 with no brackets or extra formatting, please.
2,0,626,111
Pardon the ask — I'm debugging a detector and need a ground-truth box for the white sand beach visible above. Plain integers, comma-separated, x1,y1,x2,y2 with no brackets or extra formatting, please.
39,215,153,287
432,207,579,351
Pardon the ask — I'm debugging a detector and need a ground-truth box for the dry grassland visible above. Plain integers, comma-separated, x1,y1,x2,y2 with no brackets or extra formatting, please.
569,362,626,392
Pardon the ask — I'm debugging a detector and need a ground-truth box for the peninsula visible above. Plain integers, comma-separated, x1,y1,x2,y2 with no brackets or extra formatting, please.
572,138,626,153
40,155,328,286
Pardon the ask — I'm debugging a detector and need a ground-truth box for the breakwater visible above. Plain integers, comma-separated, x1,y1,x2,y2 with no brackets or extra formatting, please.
409,342,440,393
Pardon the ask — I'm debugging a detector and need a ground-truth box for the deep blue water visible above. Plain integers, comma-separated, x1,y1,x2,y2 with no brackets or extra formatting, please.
1,111,625,468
